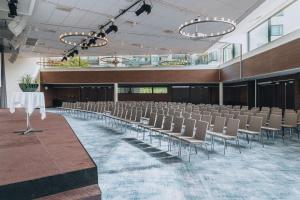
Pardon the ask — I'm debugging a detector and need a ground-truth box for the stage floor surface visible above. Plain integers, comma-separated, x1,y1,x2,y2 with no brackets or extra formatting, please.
0,109,100,199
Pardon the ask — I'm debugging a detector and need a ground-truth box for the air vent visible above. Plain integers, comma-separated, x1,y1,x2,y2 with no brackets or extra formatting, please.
124,20,137,27
56,4,73,12
160,47,168,51
163,29,174,34
25,38,38,46
131,43,141,47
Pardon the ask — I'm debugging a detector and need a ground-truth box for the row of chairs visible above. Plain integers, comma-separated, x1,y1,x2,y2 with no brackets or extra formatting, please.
58,101,299,162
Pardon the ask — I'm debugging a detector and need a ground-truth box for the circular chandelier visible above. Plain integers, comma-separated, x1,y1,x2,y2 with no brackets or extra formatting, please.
59,32,108,47
100,56,131,66
36,61,63,67
179,17,236,39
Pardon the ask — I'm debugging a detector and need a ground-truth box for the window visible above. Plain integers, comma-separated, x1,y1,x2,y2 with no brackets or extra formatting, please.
208,51,219,64
153,87,168,94
223,44,241,63
248,1,300,50
118,87,130,94
223,44,233,63
248,21,269,51
131,87,152,94
271,25,283,36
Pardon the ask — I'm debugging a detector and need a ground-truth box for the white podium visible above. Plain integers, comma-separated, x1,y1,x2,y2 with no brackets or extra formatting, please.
9,92,46,134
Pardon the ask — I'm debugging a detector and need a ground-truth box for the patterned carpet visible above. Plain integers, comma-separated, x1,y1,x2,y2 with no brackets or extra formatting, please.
61,113,300,200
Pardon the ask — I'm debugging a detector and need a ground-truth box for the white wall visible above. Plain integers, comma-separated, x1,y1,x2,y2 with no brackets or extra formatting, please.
4,54,41,106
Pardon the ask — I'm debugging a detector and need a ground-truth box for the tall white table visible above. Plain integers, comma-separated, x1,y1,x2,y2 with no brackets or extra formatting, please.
9,92,46,134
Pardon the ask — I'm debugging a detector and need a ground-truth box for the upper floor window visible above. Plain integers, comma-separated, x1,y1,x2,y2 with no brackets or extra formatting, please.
248,1,300,51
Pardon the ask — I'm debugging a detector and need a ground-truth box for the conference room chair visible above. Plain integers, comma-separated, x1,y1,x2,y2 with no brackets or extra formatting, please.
207,116,226,151
163,117,184,152
175,118,196,157
261,114,282,142
238,116,263,148
201,115,212,127
282,112,299,140
180,120,209,161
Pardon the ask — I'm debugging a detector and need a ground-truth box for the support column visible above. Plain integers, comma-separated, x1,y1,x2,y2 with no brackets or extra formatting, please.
0,50,7,108
254,79,257,107
219,82,223,106
114,83,118,102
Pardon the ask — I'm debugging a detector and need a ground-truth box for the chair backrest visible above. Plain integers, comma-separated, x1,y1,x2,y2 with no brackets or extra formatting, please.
256,112,268,126
174,111,181,118
172,117,184,133
182,112,191,119
130,109,137,121
211,112,221,125
212,116,226,133
202,111,211,116
168,108,175,116
248,116,263,132
268,114,282,129
224,113,234,126
191,113,201,121
194,121,208,141
133,110,141,122
284,112,297,126
148,112,156,126
126,109,132,120
201,115,212,126
182,118,196,137
237,115,248,130
145,107,151,118
162,115,173,130
121,109,127,119
225,118,240,137
220,110,229,117
231,111,240,119
154,114,164,128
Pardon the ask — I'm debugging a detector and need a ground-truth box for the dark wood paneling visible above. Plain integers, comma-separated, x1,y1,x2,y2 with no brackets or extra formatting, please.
221,38,300,82
220,62,240,81
243,38,300,78
40,69,220,84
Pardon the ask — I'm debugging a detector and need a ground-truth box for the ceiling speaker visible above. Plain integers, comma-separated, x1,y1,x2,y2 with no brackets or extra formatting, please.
8,16,27,37
8,48,20,63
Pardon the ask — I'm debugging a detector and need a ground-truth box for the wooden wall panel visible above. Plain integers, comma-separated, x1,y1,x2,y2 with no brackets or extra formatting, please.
243,38,300,78
221,38,300,82
40,69,220,84
220,62,240,81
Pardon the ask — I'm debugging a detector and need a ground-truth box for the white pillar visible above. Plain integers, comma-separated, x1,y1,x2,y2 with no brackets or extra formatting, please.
219,82,223,106
254,80,257,107
114,83,118,102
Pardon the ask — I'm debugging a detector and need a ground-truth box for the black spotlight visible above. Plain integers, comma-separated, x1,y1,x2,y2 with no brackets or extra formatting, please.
73,49,79,55
61,56,67,62
87,38,97,46
8,0,18,18
135,1,152,16
97,31,106,38
68,52,74,57
81,42,88,50
105,24,118,34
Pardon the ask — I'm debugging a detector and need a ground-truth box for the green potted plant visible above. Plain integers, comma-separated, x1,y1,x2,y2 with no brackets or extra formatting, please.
19,74,39,92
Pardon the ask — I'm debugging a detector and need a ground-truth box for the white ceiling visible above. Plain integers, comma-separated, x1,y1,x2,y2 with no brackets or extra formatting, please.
0,0,265,57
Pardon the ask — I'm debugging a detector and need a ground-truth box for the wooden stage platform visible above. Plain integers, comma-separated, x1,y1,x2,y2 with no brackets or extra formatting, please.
0,109,101,200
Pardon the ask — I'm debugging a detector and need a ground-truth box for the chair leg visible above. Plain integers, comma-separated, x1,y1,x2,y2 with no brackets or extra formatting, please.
205,143,209,159
188,144,192,162
236,138,241,153
223,139,226,155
